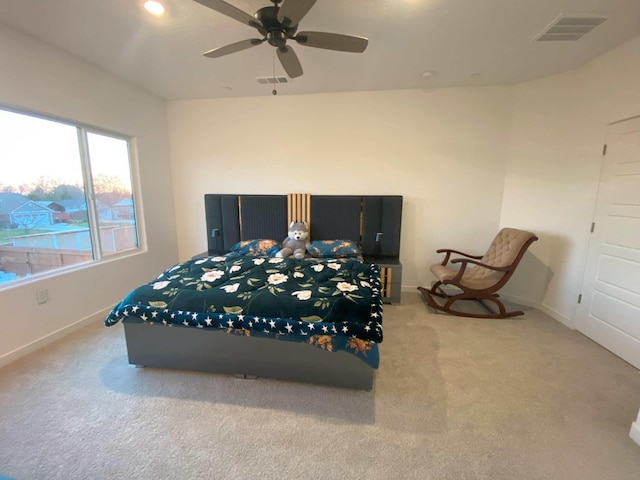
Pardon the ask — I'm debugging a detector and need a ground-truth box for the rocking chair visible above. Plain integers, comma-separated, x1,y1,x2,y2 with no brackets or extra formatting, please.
418,228,538,319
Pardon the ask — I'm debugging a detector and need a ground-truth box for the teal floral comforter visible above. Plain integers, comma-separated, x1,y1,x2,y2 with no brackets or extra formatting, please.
105,255,383,367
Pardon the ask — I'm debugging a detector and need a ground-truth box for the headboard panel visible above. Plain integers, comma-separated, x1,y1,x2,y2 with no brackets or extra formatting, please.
310,196,361,242
204,194,239,253
204,193,403,258
239,195,287,241
361,196,402,257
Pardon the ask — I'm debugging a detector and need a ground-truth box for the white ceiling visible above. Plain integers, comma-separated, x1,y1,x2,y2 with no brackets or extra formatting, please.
1,0,639,100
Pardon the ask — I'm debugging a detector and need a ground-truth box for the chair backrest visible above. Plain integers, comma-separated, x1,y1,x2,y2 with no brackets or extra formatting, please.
481,228,537,268
464,228,538,289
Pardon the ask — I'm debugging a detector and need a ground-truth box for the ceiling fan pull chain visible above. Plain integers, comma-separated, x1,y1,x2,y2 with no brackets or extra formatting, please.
272,47,278,95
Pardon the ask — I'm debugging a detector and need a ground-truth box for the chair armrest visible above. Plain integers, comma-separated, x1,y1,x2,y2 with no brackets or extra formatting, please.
450,258,511,272
445,258,511,285
435,248,483,266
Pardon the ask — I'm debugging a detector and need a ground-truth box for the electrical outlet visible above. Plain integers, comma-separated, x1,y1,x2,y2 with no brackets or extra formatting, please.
36,289,49,305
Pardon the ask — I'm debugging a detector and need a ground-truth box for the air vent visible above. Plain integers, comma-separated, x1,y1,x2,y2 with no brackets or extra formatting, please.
535,14,608,42
256,76,289,84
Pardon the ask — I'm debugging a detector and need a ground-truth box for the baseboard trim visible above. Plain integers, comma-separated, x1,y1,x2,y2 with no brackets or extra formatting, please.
405,285,575,328
499,292,538,309
495,293,574,328
538,303,573,329
630,421,640,447
630,410,640,447
0,308,110,369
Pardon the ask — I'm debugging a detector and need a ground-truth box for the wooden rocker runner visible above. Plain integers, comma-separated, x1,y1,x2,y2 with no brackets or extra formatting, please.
418,228,538,319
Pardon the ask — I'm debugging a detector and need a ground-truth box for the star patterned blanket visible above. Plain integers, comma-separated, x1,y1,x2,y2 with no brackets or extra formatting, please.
105,255,383,367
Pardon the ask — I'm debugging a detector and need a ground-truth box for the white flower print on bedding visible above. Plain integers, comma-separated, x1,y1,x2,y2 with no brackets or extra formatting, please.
152,281,170,290
221,283,240,293
292,290,312,300
201,270,224,282
268,273,288,285
337,282,358,292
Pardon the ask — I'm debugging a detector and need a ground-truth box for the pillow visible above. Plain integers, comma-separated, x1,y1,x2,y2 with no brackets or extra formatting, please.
230,239,280,256
307,240,362,258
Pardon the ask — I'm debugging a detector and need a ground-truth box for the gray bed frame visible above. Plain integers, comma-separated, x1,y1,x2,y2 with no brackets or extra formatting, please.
121,194,402,390
123,320,375,390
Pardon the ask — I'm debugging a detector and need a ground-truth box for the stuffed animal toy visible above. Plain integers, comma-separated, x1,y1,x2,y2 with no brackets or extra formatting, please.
276,221,311,259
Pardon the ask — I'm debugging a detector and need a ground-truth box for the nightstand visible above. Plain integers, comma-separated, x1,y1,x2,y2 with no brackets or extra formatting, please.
364,256,402,304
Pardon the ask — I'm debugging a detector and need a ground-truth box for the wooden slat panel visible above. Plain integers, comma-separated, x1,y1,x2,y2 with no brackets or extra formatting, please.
380,267,392,298
288,193,310,225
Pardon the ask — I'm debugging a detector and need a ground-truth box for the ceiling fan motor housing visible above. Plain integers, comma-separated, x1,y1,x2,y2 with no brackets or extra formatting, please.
255,6,297,47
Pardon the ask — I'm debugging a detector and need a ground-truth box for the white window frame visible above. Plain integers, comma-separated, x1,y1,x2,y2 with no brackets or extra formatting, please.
0,104,146,290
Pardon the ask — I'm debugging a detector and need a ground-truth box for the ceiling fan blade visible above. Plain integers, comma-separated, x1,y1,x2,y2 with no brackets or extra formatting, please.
295,32,368,53
204,38,265,58
277,0,317,27
192,0,260,29
277,46,303,78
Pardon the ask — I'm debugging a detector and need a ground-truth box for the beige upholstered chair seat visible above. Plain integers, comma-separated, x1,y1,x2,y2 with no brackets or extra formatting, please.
429,264,504,290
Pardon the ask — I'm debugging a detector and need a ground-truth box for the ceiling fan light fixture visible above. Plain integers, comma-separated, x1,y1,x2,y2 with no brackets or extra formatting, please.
144,1,165,16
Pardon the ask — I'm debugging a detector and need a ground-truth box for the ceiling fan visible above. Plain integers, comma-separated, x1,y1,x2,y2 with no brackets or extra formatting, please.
192,0,369,79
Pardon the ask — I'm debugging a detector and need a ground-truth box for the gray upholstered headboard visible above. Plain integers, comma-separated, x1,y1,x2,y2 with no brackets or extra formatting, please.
204,194,402,259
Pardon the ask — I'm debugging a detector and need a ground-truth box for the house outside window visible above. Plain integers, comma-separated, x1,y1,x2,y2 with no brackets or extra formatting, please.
0,107,141,287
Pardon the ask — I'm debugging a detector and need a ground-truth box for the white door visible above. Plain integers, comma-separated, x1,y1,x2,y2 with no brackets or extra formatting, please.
576,116,640,369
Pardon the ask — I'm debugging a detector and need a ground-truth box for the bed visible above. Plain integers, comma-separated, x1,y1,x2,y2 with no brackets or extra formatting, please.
105,193,402,390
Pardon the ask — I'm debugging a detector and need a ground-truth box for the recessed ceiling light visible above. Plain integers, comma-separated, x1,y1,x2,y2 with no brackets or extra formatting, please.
144,1,165,16
421,70,436,78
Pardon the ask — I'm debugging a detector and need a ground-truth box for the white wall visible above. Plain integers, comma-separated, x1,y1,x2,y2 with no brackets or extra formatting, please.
501,34,640,326
0,24,178,365
167,87,515,289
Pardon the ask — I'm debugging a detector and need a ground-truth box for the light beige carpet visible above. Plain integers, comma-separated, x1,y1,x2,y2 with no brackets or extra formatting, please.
1,292,639,479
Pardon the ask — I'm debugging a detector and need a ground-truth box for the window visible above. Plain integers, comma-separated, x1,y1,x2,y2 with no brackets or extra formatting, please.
0,107,140,287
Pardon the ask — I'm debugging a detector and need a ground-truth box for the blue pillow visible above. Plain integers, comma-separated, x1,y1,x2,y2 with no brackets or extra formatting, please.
230,239,280,256
307,240,362,258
